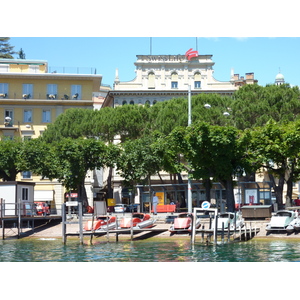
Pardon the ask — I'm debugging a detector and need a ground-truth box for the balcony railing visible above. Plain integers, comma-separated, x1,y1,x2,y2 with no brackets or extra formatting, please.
0,93,94,101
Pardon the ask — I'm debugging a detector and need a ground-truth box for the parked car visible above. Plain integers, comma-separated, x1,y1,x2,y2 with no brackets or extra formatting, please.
35,202,50,216
114,204,127,213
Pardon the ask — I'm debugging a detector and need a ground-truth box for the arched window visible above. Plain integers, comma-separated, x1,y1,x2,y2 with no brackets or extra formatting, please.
148,72,155,89
145,100,151,106
153,100,157,105
171,72,178,89
122,100,127,105
129,100,135,105
194,72,201,88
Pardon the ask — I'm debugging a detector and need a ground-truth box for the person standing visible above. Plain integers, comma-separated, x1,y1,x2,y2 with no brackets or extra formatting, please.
152,192,159,215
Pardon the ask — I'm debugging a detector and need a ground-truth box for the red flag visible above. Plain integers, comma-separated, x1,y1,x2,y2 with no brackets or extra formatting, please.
185,48,198,60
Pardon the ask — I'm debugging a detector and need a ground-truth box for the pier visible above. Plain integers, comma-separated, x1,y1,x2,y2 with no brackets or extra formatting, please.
61,204,260,245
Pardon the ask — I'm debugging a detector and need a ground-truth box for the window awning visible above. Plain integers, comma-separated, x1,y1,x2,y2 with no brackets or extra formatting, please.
34,190,53,201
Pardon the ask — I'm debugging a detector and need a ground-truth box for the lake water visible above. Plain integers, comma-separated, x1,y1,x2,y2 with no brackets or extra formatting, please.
1,238,300,262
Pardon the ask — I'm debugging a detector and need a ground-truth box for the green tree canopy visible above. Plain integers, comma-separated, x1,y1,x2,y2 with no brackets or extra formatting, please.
0,37,15,59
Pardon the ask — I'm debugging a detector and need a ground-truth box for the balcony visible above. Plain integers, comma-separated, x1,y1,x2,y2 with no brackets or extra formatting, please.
0,93,92,101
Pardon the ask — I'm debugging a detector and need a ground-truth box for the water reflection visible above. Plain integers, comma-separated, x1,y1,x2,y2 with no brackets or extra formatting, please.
0,239,300,262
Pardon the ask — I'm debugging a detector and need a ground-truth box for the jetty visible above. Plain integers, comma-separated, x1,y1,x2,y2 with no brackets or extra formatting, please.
61,204,260,245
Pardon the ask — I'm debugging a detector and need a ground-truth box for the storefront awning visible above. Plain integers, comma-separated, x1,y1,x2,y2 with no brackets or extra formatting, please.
34,190,53,201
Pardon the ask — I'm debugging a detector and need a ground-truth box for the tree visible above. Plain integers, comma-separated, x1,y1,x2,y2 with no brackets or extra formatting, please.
17,48,26,59
169,123,248,212
231,84,300,130
0,37,15,59
246,120,300,208
0,138,23,181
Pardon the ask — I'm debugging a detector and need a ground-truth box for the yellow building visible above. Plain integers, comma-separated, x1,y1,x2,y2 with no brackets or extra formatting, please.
0,59,102,214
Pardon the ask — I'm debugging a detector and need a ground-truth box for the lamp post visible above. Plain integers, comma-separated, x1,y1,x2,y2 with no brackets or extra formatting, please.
187,85,192,213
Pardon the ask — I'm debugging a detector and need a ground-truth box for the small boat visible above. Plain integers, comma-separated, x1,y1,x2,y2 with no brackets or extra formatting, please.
266,210,296,233
294,217,300,232
119,213,155,229
169,213,201,234
212,212,244,231
84,215,116,231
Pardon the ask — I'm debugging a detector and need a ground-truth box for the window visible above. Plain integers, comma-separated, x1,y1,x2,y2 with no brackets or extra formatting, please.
194,72,201,88
122,100,127,105
129,100,135,105
22,84,33,99
5,109,13,126
22,187,29,200
194,81,201,88
0,83,8,98
24,109,32,122
71,85,82,100
0,64,9,72
22,171,32,179
29,65,39,73
171,72,178,89
171,81,178,89
42,110,51,123
148,72,155,89
47,84,57,99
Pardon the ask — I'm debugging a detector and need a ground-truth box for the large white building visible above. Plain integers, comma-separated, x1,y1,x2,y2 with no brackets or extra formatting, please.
103,53,257,107
102,52,258,210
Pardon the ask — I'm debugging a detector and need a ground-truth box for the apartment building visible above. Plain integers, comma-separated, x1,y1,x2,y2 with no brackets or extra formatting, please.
0,58,102,214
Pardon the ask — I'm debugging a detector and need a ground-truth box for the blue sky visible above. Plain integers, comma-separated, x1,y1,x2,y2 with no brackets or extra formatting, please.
9,37,300,88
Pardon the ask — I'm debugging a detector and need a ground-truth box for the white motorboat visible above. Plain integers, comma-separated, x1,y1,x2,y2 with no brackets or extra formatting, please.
266,210,296,233
212,211,244,231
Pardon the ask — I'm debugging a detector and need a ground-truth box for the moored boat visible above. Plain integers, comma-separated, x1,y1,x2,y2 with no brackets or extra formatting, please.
212,211,244,231
84,215,116,231
119,213,155,229
169,213,201,234
266,210,296,233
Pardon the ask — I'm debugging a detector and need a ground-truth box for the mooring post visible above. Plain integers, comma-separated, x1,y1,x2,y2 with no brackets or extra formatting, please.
116,217,119,242
130,213,133,241
18,199,21,239
78,202,83,245
214,212,218,244
106,214,110,242
1,198,4,240
221,222,224,243
62,204,66,244
227,222,230,242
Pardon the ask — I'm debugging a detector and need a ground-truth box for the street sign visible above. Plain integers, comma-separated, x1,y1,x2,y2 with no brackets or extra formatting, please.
201,201,211,209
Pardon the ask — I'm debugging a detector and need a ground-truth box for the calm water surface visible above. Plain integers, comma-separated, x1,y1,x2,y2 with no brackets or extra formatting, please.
1,238,300,262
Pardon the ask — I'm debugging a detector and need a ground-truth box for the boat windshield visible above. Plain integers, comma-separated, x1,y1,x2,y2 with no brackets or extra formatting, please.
276,211,292,217
132,213,144,219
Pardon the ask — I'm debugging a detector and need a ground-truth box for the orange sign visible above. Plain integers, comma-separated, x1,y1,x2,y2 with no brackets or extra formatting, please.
156,192,164,205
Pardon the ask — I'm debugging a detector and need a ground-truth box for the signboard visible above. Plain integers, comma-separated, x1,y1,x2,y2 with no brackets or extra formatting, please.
201,201,211,209
245,189,258,204
156,192,164,205
66,193,78,198
66,201,78,206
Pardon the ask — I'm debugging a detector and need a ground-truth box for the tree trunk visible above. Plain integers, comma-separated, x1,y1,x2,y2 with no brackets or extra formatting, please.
77,178,88,213
204,178,211,202
268,172,284,209
106,167,113,199
220,177,235,212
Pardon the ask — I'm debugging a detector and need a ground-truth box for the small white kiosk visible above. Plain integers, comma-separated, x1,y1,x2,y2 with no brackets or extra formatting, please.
0,181,35,216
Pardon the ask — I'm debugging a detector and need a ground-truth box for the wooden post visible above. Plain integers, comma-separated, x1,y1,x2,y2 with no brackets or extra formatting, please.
130,213,133,241
202,224,205,243
227,222,230,242
115,217,119,242
78,202,83,245
221,222,224,243
62,204,66,244
214,213,218,244
18,199,21,239
106,214,110,242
